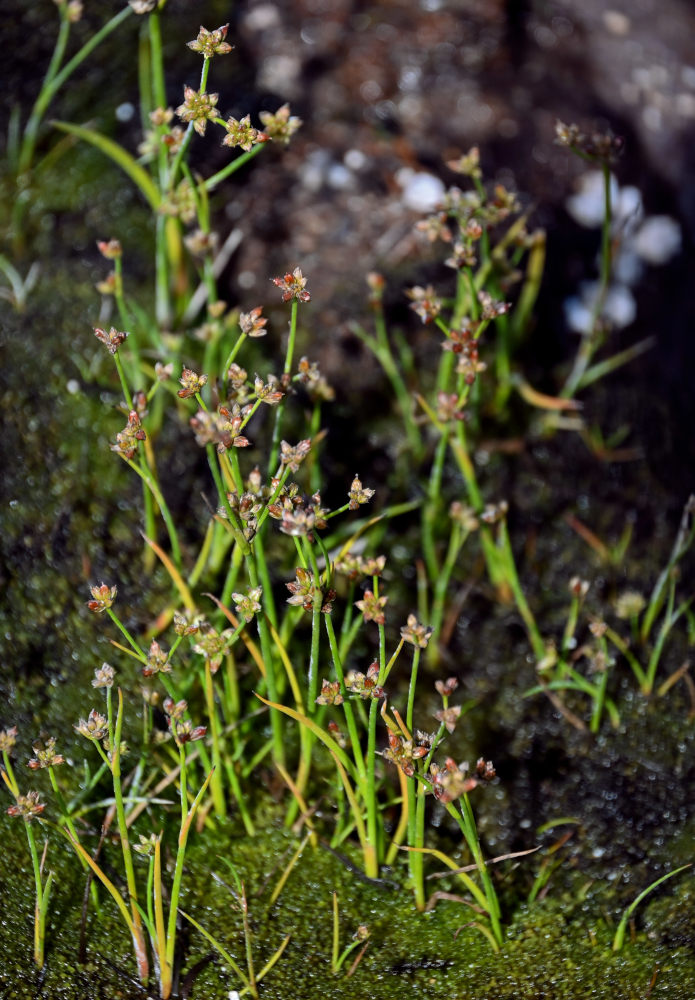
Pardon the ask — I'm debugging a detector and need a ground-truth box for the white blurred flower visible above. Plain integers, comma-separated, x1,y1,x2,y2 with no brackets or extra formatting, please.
396,168,446,212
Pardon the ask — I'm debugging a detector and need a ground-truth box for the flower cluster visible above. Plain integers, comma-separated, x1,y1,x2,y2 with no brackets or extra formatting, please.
27,737,65,770
406,285,441,324
176,86,219,137
344,662,385,701
268,490,328,540
348,475,375,510
355,589,388,625
111,410,146,460
271,267,311,303
381,731,429,778
163,698,206,745
223,115,265,151
316,680,343,706
232,586,262,623
400,614,433,649
190,404,251,452
286,567,336,614
259,104,302,144
178,367,208,399
187,24,233,59
7,790,46,821
87,583,117,613
94,326,128,355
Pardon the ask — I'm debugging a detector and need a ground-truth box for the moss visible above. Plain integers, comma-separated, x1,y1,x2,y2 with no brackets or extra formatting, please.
2,818,693,999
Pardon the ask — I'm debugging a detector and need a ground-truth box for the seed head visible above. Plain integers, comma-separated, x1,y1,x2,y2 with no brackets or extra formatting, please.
381,732,428,777
355,589,388,625
348,475,375,510
7,790,45,821
94,326,128,355
111,410,146,460
187,24,233,58
316,680,343,706
431,758,477,803
175,86,219,137
345,662,385,701
258,103,302,144
92,662,116,689
239,307,268,337
433,704,461,734
178,367,208,399
143,639,170,677
28,737,65,770
87,583,117,613
406,285,441,324
279,438,312,472
97,239,122,260
232,586,263,623
400,614,433,649
75,709,109,741
222,115,263,151
271,267,311,303
436,678,458,700
0,726,18,753
173,612,201,637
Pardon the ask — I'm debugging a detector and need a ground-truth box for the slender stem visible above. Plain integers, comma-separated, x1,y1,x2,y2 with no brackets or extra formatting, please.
18,6,134,175
123,456,183,569
111,689,149,983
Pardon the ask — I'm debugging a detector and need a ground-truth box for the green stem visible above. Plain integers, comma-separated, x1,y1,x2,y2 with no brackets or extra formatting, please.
18,6,134,176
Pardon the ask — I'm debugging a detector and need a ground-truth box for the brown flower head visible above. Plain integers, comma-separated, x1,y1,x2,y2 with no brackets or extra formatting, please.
316,680,343,706
433,704,461,734
232,586,262,623
187,24,233,58
355,589,388,625
279,438,312,473
435,677,459,698
345,662,384,701
75,709,109,741
239,307,268,337
258,103,302,143
87,583,117,613
111,410,146,460
176,86,219,136
94,326,128,355
143,639,170,677
178,367,208,399
431,758,477,803
406,285,441,324
271,267,311,303
0,726,18,753
222,115,263,151
381,731,429,778
28,736,65,770
7,790,46,821
348,475,375,510
92,662,116,689
400,614,433,649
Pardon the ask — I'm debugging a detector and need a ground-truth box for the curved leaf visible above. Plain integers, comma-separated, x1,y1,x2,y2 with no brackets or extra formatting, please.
51,120,160,210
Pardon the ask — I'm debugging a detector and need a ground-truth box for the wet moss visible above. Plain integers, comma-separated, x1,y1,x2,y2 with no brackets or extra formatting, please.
2,817,694,999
